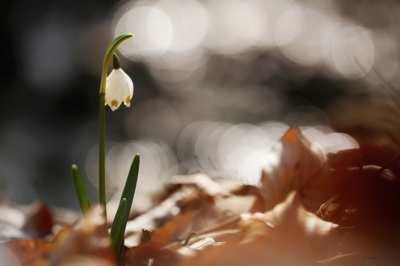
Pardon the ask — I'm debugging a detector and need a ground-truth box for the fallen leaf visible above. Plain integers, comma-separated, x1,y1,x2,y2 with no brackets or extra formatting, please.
259,127,326,211
22,200,53,238
121,244,180,266
48,205,115,265
124,174,255,248
179,192,341,266
0,239,54,266
150,212,196,247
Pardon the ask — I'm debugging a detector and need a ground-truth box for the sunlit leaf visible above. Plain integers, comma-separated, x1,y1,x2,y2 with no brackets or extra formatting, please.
71,164,91,214
110,198,127,261
49,206,115,265
259,127,326,210
0,239,53,266
179,192,341,266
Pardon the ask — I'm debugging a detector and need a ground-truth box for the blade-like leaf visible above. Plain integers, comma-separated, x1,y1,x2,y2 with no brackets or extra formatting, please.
71,164,91,214
110,198,127,260
120,153,140,218
110,154,140,259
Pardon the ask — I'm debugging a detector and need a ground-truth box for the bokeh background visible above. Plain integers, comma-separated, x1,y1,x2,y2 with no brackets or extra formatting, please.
1,0,400,210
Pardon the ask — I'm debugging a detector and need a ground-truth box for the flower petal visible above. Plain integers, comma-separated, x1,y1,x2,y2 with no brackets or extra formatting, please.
121,70,134,107
105,69,125,111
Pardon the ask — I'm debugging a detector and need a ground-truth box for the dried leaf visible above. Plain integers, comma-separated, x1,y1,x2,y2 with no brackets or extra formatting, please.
179,192,341,266
124,175,247,248
124,186,198,247
259,127,326,211
151,212,196,247
171,173,224,196
121,244,180,266
22,200,54,238
49,205,115,265
0,239,54,266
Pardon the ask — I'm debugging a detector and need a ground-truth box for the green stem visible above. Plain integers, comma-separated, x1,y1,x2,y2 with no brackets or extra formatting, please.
99,93,107,220
98,33,134,224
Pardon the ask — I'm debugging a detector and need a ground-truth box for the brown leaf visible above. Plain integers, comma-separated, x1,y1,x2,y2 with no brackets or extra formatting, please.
124,175,250,248
150,212,196,247
171,173,225,197
0,239,54,266
48,205,115,265
259,127,327,211
179,192,341,266
121,244,180,266
124,186,199,247
22,200,54,238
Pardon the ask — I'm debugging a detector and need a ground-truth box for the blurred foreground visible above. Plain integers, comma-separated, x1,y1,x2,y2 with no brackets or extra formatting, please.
1,127,399,265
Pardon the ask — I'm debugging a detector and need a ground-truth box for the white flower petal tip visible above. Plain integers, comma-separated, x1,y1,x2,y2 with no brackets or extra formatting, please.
105,68,134,111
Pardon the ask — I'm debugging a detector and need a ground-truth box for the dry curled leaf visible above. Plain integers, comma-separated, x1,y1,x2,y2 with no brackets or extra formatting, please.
179,192,341,266
125,174,256,248
259,127,326,211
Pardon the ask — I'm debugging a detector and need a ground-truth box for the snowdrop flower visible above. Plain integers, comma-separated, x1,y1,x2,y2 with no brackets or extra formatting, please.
105,68,134,111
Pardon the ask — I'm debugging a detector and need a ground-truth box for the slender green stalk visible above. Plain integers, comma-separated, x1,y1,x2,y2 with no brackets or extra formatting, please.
99,34,134,94
98,33,134,223
71,164,91,214
99,93,107,220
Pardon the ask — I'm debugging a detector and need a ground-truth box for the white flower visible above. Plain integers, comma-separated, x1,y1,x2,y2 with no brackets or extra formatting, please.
105,68,134,111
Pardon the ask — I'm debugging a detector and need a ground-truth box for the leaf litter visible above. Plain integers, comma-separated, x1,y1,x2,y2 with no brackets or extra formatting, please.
1,127,400,265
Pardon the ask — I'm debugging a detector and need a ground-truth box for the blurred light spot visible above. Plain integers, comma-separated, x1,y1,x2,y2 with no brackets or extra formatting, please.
302,126,359,154
253,0,291,49
177,121,225,172
204,0,265,54
113,3,173,60
85,142,116,191
154,0,209,54
365,33,398,85
85,140,178,212
149,0,210,88
257,121,290,142
146,48,209,91
107,140,177,195
178,121,292,185
113,0,210,91
278,7,337,66
274,5,304,47
327,25,375,79
217,124,271,184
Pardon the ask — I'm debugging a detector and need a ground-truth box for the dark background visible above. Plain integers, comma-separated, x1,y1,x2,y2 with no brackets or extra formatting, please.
1,0,400,209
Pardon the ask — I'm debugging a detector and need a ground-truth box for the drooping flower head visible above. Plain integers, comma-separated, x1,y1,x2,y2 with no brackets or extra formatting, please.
105,55,134,111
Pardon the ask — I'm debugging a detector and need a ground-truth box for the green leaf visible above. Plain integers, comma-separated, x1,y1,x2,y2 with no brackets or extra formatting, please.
120,153,140,218
110,198,127,260
110,153,140,260
71,164,91,214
